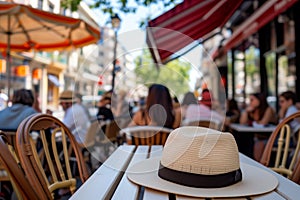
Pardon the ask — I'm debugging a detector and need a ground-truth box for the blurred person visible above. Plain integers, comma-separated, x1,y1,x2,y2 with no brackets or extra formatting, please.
32,91,42,112
131,97,146,116
96,96,114,140
172,96,180,110
184,89,225,125
97,96,114,121
114,90,131,128
59,90,90,143
115,90,130,117
75,93,92,120
130,100,139,115
240,93,277,126
180,91,198,120
225,98,241,126
129,84,181,129
278,91,300,139
103,90,115,112
278,91,300,128
240,93,277,161
0,88,37,131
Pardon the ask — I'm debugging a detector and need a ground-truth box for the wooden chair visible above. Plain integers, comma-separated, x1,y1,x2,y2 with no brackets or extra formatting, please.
260,111,300,179
186,118,222,130
0,131,41,200
120,126,173,146
98,120,121,155
16,113,89,199
78,120,100,149
104,120,121,144
77,119,101,169
290,156,300,184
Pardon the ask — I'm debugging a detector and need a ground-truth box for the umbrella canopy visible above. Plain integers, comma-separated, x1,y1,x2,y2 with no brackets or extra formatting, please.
0,2,100,98
0,2,100,51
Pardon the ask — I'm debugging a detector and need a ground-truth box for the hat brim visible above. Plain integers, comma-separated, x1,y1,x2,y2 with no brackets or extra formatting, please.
127,157,278,198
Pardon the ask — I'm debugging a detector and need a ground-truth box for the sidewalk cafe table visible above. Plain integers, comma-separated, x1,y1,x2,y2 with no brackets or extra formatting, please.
70,145,300,200
228,123,276,158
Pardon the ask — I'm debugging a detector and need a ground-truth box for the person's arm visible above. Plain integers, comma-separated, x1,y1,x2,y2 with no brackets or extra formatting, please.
128,110,142,127
240,105,256,125
257,107,274,125
172,108,182,129
278,107,286,120
229,110,240,123
239,111,249,125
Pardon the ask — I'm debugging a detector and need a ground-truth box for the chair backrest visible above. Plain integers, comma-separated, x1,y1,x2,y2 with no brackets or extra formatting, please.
80,120,101,148
16,113,89,199
120,126,173,146
290,155,300,184
186,118,221,130
0,131,41,200
105,120,121,141
260,111,300,178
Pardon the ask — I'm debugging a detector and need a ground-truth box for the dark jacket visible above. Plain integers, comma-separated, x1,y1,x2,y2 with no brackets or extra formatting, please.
0,104,37,131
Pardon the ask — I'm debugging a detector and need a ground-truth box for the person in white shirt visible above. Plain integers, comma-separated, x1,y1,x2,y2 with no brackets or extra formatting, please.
59,90,90,143
184,89,224,125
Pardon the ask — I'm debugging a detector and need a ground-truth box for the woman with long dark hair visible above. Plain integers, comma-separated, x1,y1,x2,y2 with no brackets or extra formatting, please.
240,93,277,126
129,84,181,129
240,93,277,161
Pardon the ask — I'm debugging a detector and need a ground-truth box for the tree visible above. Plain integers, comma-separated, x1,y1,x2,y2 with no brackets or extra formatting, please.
61,0,180,13
134,50,191,96
245,45,259,77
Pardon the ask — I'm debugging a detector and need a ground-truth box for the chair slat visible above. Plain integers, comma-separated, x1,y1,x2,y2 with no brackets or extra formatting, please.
16,113,89,199
120,126,173,146
0,131,41,199
185,118,221,130
260,111,300,183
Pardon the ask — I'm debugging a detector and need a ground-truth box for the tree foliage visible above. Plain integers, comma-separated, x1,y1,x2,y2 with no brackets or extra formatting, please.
134,50,191,96
245,45,259,77
62,0,179,13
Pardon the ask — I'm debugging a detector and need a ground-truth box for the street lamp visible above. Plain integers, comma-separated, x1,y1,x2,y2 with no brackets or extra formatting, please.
111,13,121,92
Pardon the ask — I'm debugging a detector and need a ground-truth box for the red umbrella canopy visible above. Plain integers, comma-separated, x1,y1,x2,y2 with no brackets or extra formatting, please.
0,2,100,52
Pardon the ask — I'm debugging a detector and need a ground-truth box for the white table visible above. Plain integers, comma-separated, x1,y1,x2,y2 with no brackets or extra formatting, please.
229,123,276,133
228,123,276,158
70,145,300,200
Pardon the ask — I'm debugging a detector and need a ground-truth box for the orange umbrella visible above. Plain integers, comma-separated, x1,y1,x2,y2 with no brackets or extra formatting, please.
0,2,100,97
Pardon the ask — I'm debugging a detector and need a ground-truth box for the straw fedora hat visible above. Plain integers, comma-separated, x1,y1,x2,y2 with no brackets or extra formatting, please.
127,127,278,198
59,90,75,103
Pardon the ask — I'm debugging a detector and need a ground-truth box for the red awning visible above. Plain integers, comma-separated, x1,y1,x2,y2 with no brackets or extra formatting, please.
223,0,298,52
146,0,243,64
